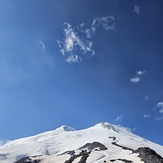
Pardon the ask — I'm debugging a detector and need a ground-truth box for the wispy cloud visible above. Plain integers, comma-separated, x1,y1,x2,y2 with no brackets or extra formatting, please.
66,55,81,63
91,16,115,32
39,40,46,51
115,115,123,123
84,29,92,38
157,102,163,114
57,23,94,63
159,108,163,114
154,102,163,120
38,39,55,67
157,102,163,108
130,70,146,83
133,5,140,15
144,96,150,101
58,16,115,63
130,76,141,83
137,70,146,76
155,116,163,121
143,114,151,118
117,124,134,132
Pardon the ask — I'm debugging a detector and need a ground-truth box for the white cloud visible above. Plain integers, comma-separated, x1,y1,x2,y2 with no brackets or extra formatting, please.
153,102,163,120
115,115,123,123
66,55,81,63
57,23,94,63
79,23,85,28
130,76,140,83
63,23,94,54
157,102,163,114
78,23,92,38
91,16,115,32
130,70,146,83
157,102,163,108
84,29,91,38
143,114,151,118
117,124,133,132
137,70,146,76
58,15,115,63
39,40,46,51
133,5,140,14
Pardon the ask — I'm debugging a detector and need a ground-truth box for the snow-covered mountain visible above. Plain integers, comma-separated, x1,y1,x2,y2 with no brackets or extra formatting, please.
0,122,163,163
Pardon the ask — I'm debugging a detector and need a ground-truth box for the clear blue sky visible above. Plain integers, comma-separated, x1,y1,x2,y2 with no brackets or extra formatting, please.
0,0,163,145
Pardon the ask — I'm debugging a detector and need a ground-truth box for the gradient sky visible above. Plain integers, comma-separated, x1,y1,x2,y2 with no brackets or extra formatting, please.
0,0,163,145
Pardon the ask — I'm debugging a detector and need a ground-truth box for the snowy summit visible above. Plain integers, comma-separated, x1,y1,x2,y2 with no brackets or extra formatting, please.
0,122,163,163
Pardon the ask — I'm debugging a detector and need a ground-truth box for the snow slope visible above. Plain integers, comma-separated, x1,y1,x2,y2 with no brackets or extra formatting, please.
0,122,163,163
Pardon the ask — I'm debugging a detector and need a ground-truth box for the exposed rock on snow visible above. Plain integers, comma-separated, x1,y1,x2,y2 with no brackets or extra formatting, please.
110,158,133,163
79,142,108,151
135,147,163,163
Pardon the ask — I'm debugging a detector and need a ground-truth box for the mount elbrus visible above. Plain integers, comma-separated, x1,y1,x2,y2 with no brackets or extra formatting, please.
0,122,163,163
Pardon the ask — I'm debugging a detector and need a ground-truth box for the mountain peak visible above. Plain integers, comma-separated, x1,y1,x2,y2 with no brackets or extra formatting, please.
95,122,112,127
55,125,76,132
94,122,119,132
1,122,163,163
94,122,132,133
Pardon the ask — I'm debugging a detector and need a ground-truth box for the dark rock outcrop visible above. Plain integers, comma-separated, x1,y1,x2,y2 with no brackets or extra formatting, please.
111,142,163,163
78,150,90,163
110,159,133,163
59,150,75,156
15,156,41,163
134,147,163,163
79,142,107,151
112,142,133,151
63,142,107,163
64,150,91,163
109,136,116,141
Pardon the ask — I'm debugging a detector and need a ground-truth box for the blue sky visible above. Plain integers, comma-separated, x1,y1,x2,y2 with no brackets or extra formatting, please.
0,0,163,145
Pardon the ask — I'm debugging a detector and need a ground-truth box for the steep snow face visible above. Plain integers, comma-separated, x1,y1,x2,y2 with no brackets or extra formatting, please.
0,122,163,163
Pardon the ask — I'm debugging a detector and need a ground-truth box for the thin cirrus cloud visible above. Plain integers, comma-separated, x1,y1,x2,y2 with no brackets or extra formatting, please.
155,116,163,121
130,70,146,83
144,102,163,121
160,109,163,114
133,5,140,15
39,40,46,51
115,114,123,123
154,102,163,121
57,16,115,63
144,96,150,101
157,102,163,114
66,55,81,63
91,16,115,32
38,40,55,67
143,114,151,118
